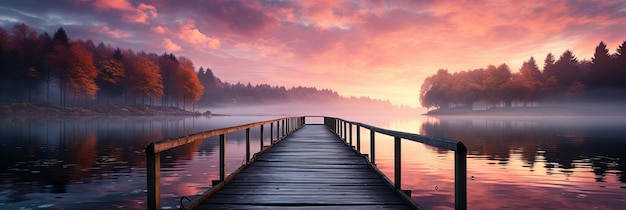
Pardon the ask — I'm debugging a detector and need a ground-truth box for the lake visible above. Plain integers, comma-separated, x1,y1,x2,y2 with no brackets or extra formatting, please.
0,114,624,209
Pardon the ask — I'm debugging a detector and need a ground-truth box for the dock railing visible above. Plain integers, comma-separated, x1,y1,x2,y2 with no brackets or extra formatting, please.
144,116,305,210
144,116,467,209
324,117,467,210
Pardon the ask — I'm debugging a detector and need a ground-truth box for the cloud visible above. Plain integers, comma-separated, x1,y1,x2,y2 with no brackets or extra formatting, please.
151,26,166,34
199,0,277,37
92,0,157,24
177,19,220,50
90,26,130,38
163,38,182,52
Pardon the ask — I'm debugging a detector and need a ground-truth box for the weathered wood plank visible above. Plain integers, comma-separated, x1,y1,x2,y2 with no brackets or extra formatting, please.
196,125,417,209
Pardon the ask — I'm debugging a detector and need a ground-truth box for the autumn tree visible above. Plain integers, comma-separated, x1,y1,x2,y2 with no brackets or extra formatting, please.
173,57,203,110
517,57,544,102
448,69,483,105
126,55,163,104
95,58,125,104
65,43,99,101
158,53,179,106
482,64,511,103
420,69,451,109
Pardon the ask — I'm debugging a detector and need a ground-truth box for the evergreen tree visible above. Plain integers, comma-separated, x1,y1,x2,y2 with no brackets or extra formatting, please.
52,27,69,46
590,41,613,88
615,41,626,87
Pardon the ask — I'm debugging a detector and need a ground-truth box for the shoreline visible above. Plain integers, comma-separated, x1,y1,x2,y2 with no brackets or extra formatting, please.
424,106,626,116
0,102,212,117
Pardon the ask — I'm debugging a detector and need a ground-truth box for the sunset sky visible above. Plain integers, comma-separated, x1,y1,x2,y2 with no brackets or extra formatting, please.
1,0,625,107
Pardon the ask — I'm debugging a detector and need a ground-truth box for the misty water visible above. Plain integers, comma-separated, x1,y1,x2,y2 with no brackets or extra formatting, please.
0,113,625,209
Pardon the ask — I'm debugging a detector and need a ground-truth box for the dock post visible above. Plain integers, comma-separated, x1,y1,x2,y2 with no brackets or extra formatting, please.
455,143,468,210
343,121,347,142
356,125,361,152
337,119,341,137
245,128,250,163
269,123,273,148
219,134,226,182
276,120,279,142
146,144,160,210
394,137,401,189
349,124,353,147
370,130,375,164
259,125,264,151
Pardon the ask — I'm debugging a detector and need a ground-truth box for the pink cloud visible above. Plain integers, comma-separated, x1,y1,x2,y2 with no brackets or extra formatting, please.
163,38,182,52
90,26,130,38
92,0,157,24
297,0,368,30
151,26,166,34
177,19,220,50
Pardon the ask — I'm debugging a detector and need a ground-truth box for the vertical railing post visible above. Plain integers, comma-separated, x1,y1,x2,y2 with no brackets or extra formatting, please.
370,130,375,164
146,144,160,209
343,121,347,142
356,125,361,152
349,123,353,146
260,125,264,151
337,119,341,136
275,120,279,143
455,143,468,210
219,134,226,181
245,128,250,163
394,136,401,190
269,122,273,147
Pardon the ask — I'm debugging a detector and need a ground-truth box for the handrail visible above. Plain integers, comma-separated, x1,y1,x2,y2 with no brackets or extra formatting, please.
323,117,467,210
144,116,305,210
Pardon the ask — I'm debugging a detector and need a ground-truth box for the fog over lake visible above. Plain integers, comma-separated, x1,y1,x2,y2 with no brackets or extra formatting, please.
0,105,624,209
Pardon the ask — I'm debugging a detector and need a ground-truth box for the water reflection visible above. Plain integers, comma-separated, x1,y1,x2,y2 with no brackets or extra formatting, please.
409,116,626,209
0,115,276,209
420,116,626,183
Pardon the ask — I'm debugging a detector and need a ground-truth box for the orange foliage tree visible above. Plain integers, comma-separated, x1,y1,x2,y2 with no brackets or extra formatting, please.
126,55,163,104
67,43,99,99
173,57,204,110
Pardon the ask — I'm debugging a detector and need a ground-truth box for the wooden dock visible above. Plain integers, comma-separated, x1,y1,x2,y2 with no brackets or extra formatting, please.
194,124,418,209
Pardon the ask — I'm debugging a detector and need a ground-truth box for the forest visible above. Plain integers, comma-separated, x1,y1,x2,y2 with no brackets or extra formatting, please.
419,41,626,109
0,23,393,111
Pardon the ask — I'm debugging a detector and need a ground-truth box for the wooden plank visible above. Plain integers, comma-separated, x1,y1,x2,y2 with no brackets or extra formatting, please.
196,125,417,209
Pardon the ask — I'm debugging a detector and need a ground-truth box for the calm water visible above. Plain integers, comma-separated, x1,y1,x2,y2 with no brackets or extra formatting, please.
0,114,624,209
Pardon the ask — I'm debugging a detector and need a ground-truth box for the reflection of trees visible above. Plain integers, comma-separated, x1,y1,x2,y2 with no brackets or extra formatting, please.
421,117,626,183
0,115,211,201
66,131,97,181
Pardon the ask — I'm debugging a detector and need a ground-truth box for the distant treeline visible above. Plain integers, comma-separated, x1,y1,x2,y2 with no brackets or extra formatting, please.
0,23,393,109
196,66,394,107
420,41,626,109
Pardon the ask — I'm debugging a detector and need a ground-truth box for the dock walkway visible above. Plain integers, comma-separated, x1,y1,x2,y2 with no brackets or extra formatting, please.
195,124,417,209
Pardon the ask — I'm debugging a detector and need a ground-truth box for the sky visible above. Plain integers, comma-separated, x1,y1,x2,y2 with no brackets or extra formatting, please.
1,0,625,107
